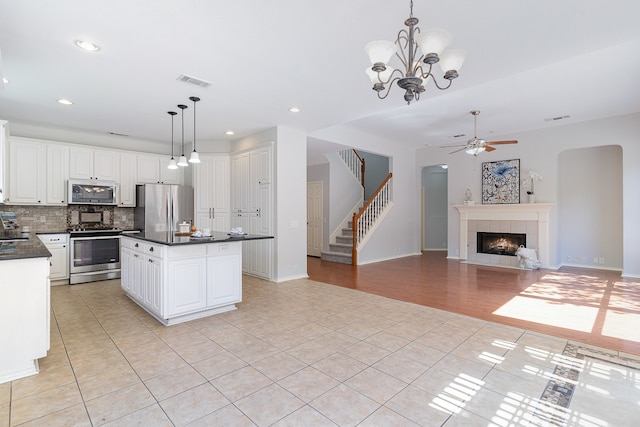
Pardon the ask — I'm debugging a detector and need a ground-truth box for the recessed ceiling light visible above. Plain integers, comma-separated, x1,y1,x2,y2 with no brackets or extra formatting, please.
225,131,235,135
74,40,100,52
2,78,8,84
288,107,300,113
57,98,73,105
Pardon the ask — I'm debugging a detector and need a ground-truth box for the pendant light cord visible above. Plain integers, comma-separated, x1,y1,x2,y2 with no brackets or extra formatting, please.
178,104,187,155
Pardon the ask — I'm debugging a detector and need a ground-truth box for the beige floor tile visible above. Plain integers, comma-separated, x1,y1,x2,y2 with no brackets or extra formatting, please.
290,322,333,339
102,403,173,427
10,382,83,426
271,404,336,427
372,353,429,383
68,349,132,380
310,383,380,426
159,383,230,426
412,368,481,408
285,340,335,365
450,336,509,366
127,349,188,381
10,364,76,400
386,385,455,426
160,330,209,350
211,366,274,402
345,367,407,404
185,404,255,427
278,366,339,402
364,331,410,352
310,330,358,352
110,330,161,350
235,383,304,426
432,353,494,381
442,409,494,427
85,383,155,426
77,365,141,401
337,321,381,340
191,350,247,380
11,403,91,427
251,351,307,381
173,340,225,364
341,340,391,366
230,338,281,364
144,365,206,401
260,330,308,350
460,387,537,425
358,406,420,427
312,353,367,382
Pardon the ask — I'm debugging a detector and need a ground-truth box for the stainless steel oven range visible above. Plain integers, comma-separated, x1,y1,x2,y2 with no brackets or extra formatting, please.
69,228,122,284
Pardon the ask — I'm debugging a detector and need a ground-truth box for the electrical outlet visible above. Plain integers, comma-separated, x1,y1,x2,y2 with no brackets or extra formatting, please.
566,256,571,262
599,258,605,264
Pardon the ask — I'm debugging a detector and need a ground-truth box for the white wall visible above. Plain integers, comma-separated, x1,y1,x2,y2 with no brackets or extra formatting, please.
416,112,640,278
325,152,362,238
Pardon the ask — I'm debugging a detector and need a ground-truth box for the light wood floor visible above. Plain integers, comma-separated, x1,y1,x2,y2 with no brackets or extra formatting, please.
308,251,640,356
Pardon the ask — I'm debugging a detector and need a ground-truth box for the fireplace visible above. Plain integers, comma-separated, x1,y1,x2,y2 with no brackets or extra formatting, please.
477,232,526,256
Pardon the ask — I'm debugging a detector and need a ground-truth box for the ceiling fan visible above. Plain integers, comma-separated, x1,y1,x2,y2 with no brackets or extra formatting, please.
446,110,518,155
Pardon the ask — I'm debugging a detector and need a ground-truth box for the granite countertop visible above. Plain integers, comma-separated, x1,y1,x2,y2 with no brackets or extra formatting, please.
122,231,274,246
0,236,52,261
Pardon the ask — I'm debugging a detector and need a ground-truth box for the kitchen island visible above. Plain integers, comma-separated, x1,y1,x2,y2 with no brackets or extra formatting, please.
120,231,273,325
0,236,51,384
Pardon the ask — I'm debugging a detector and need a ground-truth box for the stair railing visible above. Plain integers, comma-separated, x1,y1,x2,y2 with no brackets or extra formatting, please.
352,172,392,265
339,149,365,189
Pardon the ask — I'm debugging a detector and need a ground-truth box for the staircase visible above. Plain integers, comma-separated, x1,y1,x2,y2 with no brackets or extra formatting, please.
321,220,355,264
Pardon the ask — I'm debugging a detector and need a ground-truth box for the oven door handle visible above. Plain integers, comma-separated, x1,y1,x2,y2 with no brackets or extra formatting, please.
70,235,122,241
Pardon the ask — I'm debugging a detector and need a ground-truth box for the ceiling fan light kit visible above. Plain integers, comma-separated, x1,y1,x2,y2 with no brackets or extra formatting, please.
365,0,466,104
447,110,518,156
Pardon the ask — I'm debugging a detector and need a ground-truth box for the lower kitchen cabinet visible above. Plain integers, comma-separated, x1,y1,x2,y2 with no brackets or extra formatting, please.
120,236,242,325
37,233,69,283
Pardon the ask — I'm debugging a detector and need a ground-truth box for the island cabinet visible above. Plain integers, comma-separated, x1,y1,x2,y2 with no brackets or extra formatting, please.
120,236,242,325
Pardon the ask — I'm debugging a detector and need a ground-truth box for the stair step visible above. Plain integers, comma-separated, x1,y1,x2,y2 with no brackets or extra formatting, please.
320,251,352,265
329,243,351,254
341,228,353,236
335,235,351,244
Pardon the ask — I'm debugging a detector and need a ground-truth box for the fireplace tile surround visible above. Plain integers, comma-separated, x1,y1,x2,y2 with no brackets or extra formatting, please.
455,204,553,269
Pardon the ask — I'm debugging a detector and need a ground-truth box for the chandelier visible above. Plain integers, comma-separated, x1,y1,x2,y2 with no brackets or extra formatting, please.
365,0,466,104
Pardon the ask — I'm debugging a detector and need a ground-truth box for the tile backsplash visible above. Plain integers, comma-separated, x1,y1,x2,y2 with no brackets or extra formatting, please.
1,205,135,234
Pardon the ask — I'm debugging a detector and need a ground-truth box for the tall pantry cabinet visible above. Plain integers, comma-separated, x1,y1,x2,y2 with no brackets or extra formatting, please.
231,144,274,280
193,154,231,232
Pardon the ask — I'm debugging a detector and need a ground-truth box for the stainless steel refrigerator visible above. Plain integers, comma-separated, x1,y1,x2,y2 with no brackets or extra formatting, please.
134,184,194,233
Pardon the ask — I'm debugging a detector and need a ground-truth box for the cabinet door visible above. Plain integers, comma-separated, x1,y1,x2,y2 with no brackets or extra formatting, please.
206,250,241,307
144,255,163,314
136,155,161,184
93,150,118,180
8,139,46,204
132,251,145,300
166,257,207,315
69,147,94,179
120,247,133,292
46,244,68,280
46,144,69,205
211,156,230,213
119,153,137,207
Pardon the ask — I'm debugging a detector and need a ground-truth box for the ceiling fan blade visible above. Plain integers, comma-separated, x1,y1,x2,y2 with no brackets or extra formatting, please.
486,140,518,145
438,144,466,148
484,146,496,152
449,146,469,154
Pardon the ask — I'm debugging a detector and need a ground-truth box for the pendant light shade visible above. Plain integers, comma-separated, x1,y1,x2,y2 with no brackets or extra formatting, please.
167,111,178,170
177,104,188,167
189,96,201,163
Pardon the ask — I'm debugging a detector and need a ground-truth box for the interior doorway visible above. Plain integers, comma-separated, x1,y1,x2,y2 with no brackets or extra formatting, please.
421,165,448,251
307,181,323,257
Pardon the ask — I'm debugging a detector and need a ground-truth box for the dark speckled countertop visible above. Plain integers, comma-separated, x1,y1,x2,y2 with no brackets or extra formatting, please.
0,236,52,261
122,231,274,246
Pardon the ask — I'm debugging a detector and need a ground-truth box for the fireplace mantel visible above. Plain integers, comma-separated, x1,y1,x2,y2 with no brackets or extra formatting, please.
454,203,553,267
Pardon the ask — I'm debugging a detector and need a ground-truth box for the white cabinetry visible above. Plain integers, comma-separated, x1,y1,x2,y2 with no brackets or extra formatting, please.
46,144,69,205
69,147,118,181
120,236,242,325
118,153,137,207
7,138,46,204
38,234,70,283
194,154,230,232
231,145,274,279
137,154,182,185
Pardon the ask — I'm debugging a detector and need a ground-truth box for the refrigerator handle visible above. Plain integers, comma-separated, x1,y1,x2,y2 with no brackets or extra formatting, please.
168,196,173,233
212,207,215,219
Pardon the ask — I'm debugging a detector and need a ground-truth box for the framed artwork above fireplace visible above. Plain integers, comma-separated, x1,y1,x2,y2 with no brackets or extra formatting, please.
482,158,520,204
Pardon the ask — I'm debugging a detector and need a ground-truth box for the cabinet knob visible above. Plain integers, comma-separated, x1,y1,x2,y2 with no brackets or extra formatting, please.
134,243,139,247
149,259,153,263
149,247,154,252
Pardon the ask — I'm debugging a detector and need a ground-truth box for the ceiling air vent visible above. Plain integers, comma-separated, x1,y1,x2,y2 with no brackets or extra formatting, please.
176,74,212,88
452,134,466,138
544,115,570,122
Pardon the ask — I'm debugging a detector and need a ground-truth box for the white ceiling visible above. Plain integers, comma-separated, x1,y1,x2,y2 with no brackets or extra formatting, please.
1,1,639,160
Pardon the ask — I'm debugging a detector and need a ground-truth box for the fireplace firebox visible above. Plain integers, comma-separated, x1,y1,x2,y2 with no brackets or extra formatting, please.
477,232,526,256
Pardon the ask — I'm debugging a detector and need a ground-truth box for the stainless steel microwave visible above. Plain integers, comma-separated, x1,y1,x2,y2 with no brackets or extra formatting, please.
68,179,118,205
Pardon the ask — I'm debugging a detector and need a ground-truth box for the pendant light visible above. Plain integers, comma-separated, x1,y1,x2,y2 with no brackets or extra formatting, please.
167,111,178,169
177,104,188,167
188,96,201,163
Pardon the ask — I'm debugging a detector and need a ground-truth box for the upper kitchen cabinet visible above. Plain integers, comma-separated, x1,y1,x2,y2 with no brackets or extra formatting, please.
194,154,230,232
69,147,118,181
137,154,182,185
119,153,137,207
7,138,46,204
7,138,69,206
